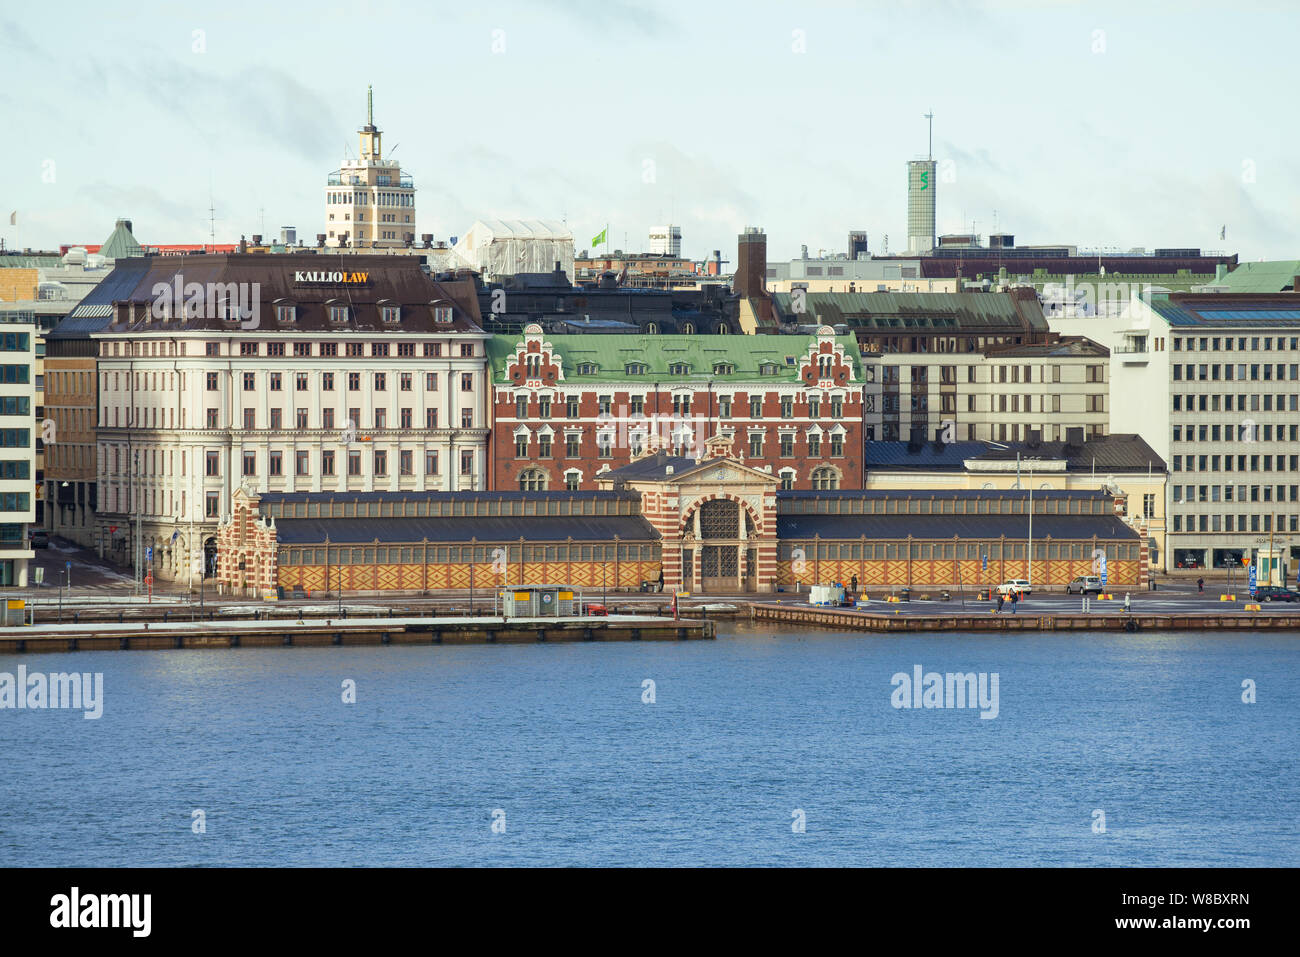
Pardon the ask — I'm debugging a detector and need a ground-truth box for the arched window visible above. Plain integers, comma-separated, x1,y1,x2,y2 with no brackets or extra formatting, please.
518,468,548,492
812,466,839,490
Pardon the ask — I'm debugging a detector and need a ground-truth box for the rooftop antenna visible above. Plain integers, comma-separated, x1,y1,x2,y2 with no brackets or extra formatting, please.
367,83,374,127
923,110,934,160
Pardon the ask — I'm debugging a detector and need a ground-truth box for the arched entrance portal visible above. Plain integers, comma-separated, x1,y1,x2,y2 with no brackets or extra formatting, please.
203,537,218,579
691,498,757,593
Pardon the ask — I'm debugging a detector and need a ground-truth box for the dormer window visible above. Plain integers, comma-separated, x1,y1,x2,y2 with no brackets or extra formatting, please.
433,304,453,323
275,304,297,324
576,362,598,375
759,362,778,376
668,362,691,375
329,304,350,323
626,362,648,375
381,305,401,323
712,362,734,375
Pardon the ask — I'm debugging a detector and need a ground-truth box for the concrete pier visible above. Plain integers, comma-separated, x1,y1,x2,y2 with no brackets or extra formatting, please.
750,603,1300,633
0,614,715,654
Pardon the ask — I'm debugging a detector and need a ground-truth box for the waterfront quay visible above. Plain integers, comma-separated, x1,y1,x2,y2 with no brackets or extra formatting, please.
0,613,714,654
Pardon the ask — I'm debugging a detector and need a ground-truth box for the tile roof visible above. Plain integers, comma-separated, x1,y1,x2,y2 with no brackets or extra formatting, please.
275,514,659,545
776,512,1140,541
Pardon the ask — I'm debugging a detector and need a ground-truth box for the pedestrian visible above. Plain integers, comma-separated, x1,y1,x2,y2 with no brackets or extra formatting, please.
996,592,1005,612
1197,577,1204,593
851,574,859,596
1124,592,1131,613
1010,590,1019,613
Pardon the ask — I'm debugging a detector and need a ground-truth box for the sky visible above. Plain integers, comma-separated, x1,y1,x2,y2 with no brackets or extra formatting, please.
0,0,1296,263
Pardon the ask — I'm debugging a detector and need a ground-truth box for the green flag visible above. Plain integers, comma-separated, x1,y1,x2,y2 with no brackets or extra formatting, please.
592,227,606,247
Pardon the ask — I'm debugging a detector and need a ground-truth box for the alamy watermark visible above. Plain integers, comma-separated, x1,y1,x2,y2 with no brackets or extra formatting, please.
151,273,261,328
890,665,999,719
0,667,103,719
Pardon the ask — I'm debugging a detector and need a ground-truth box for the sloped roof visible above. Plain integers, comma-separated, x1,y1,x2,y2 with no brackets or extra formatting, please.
46,256,155,339
99,220,143,259
770,290,1048,332
1148,295,1300,328
485,332,861,383
1198,261,1300,294
864,434,1166,473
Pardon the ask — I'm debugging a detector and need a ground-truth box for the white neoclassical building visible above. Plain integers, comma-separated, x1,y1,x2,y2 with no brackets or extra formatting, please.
93,253,489,586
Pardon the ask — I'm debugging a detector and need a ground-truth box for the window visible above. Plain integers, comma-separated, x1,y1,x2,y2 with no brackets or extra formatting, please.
322,450,335,476
400,373,412,392
460,450,474,475
808,434,821,456
750,396,763,417
206,409,219,428
296,373,309,391
719,396,732,418
295,450,309,476
519,468,547,491
381,305,400,323
425,408,438,429
373,450,388,476
374,372,387,391
330,305,349,323
269,451,283,476
348,372,361,391
830,433,843,456
206,372,219,391
566,433,580,457
243,372,255,391
205,451,220,476
567,396,580,417
400,449,413,476
812,466,839,490
296,408,308,429
565,472,580,491
270,409,282,430
242,451,256,476
322,372,335,391
538,434,552,457
461,408,473,428
269,373,282,391
243,408,255,431
276,305,296,323
539,396,551,418
425,451,439,475
400,407,412,429
322,408,335,430
205,491,220,518
374,409,387,429
294,342,311,357
461,373,473,391
749,433,763,457
516,434,529,458
516,395,528,418
780,434,794,456
781,397,793,418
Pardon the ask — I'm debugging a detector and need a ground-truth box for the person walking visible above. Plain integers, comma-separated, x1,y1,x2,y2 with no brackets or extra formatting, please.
1197,577,1204,594
1124,592,1131,613
850,573,858,595
996,592,1005,613
1010,589,1019,614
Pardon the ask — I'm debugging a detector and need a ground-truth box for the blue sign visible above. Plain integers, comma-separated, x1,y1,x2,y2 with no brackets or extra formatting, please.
1098,552,1108,587
981,554,988,572
1249,563,1257,593
145,546,153,562
65,561,71,572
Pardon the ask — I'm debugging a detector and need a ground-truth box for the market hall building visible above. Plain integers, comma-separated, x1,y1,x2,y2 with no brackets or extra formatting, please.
217,451,1143,597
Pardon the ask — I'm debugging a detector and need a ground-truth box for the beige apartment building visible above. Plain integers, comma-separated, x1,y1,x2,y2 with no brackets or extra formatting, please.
325,87,416,248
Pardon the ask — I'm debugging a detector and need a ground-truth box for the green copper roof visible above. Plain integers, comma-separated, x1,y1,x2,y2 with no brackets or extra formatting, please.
99,220,143,259
487,333,862,383
771,291,1048,330
1199,261,1300,294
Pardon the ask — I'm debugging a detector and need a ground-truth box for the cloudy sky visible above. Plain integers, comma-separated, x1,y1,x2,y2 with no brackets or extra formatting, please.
0,0,1295,262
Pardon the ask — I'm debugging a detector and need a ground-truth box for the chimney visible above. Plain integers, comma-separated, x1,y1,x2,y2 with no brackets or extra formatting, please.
251,234,262,246
735,226,767,298
316,234,327,248
421,233,433,248
1065,427,1084,447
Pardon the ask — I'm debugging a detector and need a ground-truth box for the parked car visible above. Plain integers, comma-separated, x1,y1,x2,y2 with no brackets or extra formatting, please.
998,579,1032,596
29,530,49,549
1253,585,1300,602
1066,575,1103,595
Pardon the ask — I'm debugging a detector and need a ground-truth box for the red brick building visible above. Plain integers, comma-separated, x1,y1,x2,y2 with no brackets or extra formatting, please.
485,325,865,491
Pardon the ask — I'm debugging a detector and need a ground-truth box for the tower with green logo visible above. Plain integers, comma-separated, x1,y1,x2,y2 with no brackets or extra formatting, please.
906,158,937,254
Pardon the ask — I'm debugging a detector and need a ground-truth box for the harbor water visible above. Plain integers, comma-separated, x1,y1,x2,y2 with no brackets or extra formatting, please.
1,623,1296,866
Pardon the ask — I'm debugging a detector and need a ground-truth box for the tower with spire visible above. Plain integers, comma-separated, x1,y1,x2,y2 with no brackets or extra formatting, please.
324,85,416,249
